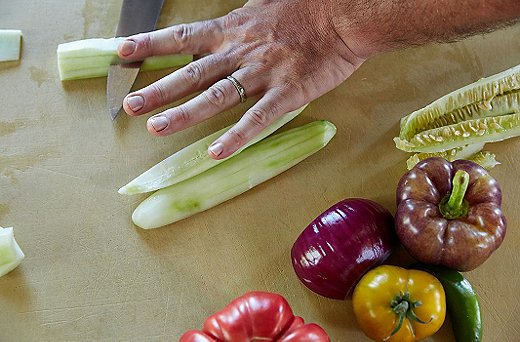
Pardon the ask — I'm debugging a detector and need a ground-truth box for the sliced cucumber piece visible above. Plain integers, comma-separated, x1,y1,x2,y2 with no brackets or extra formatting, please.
0,29,22,62
119,105,309,195
132,120,337,229
57,37,192,80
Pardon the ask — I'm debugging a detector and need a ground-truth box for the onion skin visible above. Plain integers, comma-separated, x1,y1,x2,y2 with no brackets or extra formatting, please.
291,199,396,300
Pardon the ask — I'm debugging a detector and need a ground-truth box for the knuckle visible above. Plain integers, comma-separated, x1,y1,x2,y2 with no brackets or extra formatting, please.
204,84,227,107
148,83,168,105
139,34,154,54
246,108,270,128
172,106,191,124
277,80,306,103
170,24,192,47
182,62,204,86
281,77,302,94
226,128,246,147
222,9,247,29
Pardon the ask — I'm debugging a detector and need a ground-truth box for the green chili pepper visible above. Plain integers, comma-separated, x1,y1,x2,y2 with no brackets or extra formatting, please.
413,264,482,342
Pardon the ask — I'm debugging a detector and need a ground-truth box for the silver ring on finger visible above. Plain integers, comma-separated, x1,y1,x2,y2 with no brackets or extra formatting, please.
226,75,247,103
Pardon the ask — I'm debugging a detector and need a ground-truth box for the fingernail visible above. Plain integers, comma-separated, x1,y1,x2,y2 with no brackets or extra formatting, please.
208,142,224,157
149,116,169,132
126,95,144,112
120,40,137,56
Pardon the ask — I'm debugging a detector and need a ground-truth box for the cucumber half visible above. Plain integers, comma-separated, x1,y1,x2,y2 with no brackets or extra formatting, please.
395,64,520,152
119,105,308,195
132,121,336,229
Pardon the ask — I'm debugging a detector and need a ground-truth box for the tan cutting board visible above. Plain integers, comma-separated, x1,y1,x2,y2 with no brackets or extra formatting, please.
1,1,519,341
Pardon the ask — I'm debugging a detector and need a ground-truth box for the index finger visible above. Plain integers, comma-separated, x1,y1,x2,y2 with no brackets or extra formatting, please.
208,89,304,159
118,20,224,61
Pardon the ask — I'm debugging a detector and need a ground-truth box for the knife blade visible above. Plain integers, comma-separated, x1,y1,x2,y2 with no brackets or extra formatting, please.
107,0,164,120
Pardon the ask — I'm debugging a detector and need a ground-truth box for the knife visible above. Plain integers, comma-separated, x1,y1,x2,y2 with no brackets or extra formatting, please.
107,0,164,120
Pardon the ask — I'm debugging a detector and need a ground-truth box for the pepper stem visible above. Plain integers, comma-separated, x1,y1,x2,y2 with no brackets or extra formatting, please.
386,292,432,340
439,170,470,219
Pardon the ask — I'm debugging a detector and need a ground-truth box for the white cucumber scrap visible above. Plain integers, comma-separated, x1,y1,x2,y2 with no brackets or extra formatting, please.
132,120,337,229
57,37,193,80
406,143,485,170
0,226,25,277
119,104,309,195
0,30,22,62
405,142,499,170
468,151,500,170
395,64,520,152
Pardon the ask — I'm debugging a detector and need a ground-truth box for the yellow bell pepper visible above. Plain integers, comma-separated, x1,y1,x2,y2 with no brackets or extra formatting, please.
352,265,446,341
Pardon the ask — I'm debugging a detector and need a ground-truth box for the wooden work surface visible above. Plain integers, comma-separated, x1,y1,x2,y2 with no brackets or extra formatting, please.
1,1,519,340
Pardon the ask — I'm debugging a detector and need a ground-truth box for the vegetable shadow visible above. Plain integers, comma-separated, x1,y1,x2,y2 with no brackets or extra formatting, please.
0,60,21,73
60,77,105,93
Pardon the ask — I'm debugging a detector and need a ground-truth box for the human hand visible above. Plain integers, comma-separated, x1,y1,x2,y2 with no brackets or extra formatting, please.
118,0,365,159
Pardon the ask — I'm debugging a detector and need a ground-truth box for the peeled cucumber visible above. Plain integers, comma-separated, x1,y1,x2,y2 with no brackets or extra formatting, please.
119,105,308,195
395,64,520,153
57,37,193,80
0,29,22,62
132,121,336,229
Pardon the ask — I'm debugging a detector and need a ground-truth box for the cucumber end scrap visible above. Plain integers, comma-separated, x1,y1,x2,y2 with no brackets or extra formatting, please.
0,226,25,277
0,29,22,62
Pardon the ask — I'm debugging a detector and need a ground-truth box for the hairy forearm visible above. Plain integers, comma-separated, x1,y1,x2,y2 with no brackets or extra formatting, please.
332,0,520,58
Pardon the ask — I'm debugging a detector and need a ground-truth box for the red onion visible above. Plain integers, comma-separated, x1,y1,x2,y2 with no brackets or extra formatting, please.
291,198,396,300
